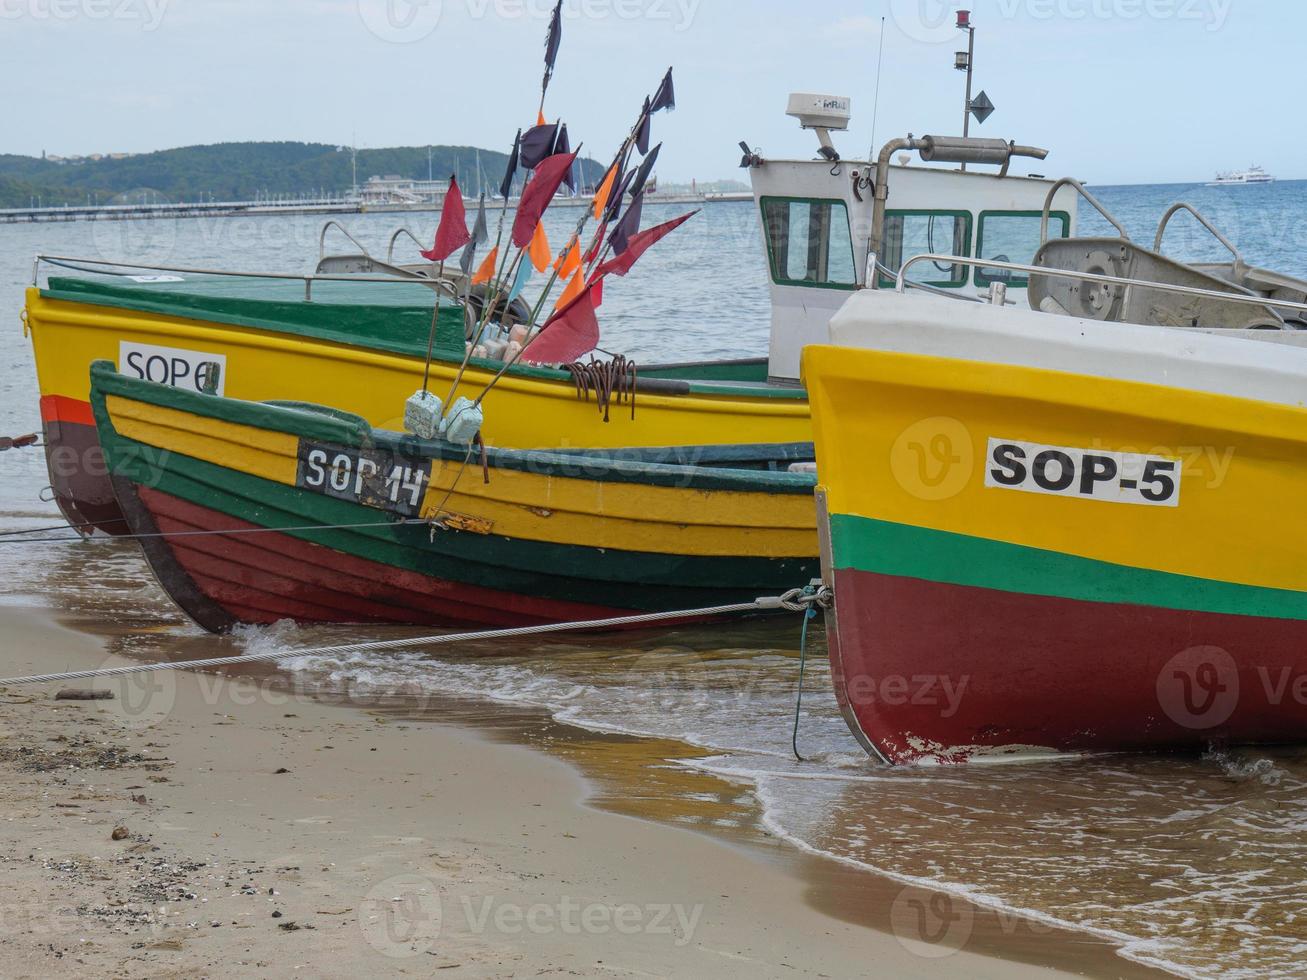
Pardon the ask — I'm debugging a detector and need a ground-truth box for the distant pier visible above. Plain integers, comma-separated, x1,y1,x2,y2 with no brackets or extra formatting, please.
0,192,726,226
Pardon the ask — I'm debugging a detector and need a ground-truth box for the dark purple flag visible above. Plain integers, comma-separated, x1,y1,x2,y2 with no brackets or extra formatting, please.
650,68,675,113
543,0,563,93
603,168,636,225
636,99,652,156
609,190,644,255
628,143,660,199
520,122,559,171
553,124,575,191
499,129,521,200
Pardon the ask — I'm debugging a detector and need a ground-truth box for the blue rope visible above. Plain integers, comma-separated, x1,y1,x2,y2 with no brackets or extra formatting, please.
792,605,819,762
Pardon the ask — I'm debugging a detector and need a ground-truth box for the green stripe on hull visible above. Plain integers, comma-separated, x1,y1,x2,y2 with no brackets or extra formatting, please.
90,363,816,495
102,431,814,611
829,513,1307,623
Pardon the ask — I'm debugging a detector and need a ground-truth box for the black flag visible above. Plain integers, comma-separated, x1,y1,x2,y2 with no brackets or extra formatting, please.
553,124,575,191
636,98,653,156
628,143,661,199
542,0,563,97
499,129,522,199
520,122,560,171
603,168,637,225
609,191,645,255
460,195,490,275
649,68,675,113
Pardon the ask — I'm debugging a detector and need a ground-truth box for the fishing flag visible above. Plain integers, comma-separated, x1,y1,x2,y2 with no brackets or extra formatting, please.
636,98,652,156
542,0,563,100
597,210,698,278
459,195,490,275
628,143,661,199
506,255,534,303
524,283,600,365
421,176,470,262
609,190,644,255
592,163,619,220
603,168,637,225
553,269,586,313
472,245,499,286
528,221,552,272
650,67,676,113
512,151,578,248
554,124,575,191
499,130,522,200
520,122,560,171
555,240,581,280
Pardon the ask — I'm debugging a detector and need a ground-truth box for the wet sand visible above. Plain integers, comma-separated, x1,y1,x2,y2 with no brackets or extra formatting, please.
0,603,1164,978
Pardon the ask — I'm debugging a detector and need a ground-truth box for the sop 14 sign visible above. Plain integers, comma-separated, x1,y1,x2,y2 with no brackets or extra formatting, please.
986,438,1181,508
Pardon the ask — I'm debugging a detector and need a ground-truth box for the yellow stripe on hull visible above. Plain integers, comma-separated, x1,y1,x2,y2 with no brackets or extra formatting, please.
804,344,1307,595
108,392,817,559
105,395,298,486
29,291,811,449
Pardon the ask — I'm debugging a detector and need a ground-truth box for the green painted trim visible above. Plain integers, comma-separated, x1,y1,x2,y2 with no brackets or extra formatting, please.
974,210,1071,287
44,276,808,402
89,362,817,495
876,210,975,289
759,196,859,291
829,512,1307,623
93,403,816,607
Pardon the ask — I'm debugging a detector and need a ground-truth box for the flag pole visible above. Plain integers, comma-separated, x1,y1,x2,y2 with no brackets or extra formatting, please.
421,259,446,395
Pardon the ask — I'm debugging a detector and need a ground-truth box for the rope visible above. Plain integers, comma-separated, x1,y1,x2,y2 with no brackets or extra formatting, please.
791,605,819,762
0,592,828,689
0,518,430,546
563,355,638,423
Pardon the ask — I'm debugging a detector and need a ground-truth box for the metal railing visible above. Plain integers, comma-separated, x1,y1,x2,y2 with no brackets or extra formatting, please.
318,220,371,261
895,253,1307,322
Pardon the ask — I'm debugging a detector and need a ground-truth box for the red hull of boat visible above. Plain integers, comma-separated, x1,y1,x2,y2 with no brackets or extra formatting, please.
124,484,638,632
829,568,1307,764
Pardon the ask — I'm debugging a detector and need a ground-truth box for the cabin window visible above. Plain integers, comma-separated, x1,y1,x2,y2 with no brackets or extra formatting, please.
975,211,1071,287
877,211,973,288
761,197,857,290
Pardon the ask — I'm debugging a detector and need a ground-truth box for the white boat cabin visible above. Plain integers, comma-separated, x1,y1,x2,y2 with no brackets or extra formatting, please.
746,94,1080,381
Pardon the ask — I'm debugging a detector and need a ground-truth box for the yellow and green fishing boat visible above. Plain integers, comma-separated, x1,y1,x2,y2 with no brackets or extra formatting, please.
90,360,819,631
806,275,1307,764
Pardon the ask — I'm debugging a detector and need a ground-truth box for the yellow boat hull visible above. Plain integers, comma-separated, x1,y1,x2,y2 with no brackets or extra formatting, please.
26,288,811,533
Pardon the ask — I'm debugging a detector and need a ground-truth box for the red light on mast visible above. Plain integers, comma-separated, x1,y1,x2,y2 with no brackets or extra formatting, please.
957,9,971,28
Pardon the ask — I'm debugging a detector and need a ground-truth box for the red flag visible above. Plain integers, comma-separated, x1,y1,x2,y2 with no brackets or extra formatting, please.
522,283,600,364
596,210,698,278
512,151,578,249
421,176,471,262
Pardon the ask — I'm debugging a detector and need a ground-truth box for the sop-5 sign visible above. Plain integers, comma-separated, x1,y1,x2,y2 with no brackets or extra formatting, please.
986,438,1181,508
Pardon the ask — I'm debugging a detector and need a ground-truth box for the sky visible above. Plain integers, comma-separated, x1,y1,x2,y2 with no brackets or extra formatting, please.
2,0,1301,185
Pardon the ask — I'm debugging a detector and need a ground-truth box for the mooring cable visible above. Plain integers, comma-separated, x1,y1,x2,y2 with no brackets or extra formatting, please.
0,517,433,546
0,590,830,689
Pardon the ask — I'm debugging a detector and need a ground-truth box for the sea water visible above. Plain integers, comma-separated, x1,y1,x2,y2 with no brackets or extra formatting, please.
3,181,1307,979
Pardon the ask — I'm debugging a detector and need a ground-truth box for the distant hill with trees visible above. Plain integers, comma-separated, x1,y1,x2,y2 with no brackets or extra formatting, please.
0,142,607,208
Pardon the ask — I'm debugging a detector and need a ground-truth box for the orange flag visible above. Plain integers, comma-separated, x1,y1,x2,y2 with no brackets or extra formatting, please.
592,164,618,220
528,222,552,272
472,245,499,286
554,240,581,280
553,270,586,313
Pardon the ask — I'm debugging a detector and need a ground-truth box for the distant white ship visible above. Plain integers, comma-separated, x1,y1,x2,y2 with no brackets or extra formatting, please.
1208,165,1277,186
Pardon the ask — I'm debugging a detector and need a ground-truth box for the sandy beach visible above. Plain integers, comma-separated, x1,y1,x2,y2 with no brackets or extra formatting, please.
0,601,1170,979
